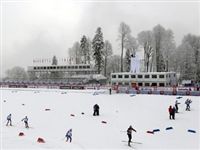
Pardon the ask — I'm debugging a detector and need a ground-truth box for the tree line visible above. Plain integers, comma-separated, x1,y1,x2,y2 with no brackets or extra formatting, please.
3,23,200,83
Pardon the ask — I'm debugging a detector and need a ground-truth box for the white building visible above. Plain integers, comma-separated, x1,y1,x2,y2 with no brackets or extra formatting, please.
111,72,177,87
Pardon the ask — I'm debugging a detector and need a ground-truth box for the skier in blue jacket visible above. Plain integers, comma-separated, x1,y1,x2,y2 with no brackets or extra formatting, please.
6,114,12,126
65,129,72,142
21,116,29,128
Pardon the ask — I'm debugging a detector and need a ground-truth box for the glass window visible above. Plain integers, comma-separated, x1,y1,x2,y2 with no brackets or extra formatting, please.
151,83,157,86
34,67,36,70
131,75,136,78
75,66,78,69
145,83,150,86
145,75,149,78
138,83,143,86
138,75,143,78
124,75,129,78
79,66,82,69
87,66,90,69
159,75,164,78
159,83,165,87
118,75,122,78
152,75,157,78
83,66,86,69
112,75,116,78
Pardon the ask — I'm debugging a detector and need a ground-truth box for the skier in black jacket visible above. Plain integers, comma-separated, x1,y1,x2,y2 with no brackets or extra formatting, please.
93,104,100,116
127,125,137,146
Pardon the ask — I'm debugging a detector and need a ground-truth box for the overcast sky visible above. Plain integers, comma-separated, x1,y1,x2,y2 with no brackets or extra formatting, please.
1,0,199,76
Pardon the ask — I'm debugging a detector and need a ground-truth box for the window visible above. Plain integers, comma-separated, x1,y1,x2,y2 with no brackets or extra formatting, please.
138,83,143,86
138,75,143,78
34,67,36,70
159,75,164,78
75,66,78,69
79,66,82,69
53,67,56,69
152,75,157,78
159,83,165,87
118,75,122,78
145,75,149,78
145,83,150,86
87,66,90,69
118,82,122,85
124,75,129,78
112,75,116,78
151,83,157,86
44,67,46,69
64,66,67,69
83,66,86,69
131,75,136,78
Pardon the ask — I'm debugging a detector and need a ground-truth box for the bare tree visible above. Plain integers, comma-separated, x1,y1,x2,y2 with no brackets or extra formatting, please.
118,22,131,72
138,31,154,72
103,40,113,77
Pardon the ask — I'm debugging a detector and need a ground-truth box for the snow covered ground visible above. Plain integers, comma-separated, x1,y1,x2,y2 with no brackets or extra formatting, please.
1,88,199,150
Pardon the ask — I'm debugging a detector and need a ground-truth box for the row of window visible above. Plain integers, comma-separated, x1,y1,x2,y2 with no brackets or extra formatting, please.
33,65,91,70
112,74,167,79
113,82,165,87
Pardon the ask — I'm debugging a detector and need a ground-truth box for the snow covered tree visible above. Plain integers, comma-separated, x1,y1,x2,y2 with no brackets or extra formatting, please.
107,55,121,75
80,35,89,64
153,24,166,72
161,29,176,72
68,42,81,64
92,27,104,74
86,37,92,64
103,40,113,77
177,43,196,81
118,22,131,72
182,34,200,82
124,48,131,72
5,66,28,80
138,31,154,72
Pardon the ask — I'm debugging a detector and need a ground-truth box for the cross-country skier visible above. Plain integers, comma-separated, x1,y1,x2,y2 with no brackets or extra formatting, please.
21,116,29,128
172,106,176,120
185,99,192,111
127,125,137,146
93,104,100,116
168,105,173,120
109,88,112,95
6,114,12,126
175,100,181,113
65,129,72,142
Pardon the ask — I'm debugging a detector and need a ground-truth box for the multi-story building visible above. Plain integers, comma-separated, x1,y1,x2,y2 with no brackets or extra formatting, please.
111,72,177,87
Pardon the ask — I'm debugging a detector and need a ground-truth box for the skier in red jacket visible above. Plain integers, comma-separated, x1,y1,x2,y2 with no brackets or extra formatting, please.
168,105,173,120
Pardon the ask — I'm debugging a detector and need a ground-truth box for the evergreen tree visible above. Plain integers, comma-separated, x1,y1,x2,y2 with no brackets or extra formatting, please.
80,35,88,64
92,27,104,74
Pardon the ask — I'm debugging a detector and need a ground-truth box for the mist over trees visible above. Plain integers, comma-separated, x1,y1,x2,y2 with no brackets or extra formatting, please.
3,23,200,83
5,66,28,80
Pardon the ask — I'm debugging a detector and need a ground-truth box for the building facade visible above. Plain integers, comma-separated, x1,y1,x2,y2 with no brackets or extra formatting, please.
111,72,177,87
